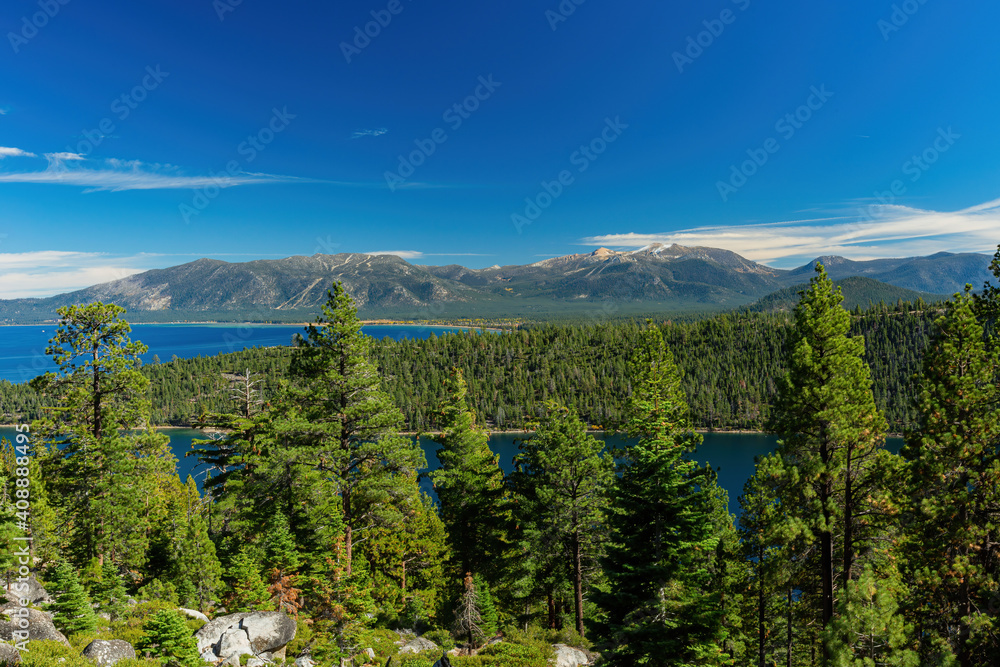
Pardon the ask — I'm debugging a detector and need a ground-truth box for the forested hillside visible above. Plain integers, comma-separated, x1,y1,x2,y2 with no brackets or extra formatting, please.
0,305,936,433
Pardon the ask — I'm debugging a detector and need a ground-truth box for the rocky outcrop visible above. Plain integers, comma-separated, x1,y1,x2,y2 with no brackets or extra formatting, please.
1,576,52,608
398,636,439,654
194,610,296,664
0,607,69,646
552,643,593,667
82,639,136,666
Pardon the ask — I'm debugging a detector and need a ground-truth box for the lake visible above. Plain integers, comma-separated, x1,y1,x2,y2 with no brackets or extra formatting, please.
0,426,902,517
0,323,475,384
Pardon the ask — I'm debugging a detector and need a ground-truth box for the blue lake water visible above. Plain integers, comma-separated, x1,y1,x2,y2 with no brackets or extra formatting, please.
0,323,473,384
0,425,902,517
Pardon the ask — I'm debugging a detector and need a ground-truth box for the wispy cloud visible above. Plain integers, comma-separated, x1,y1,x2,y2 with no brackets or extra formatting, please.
0,153,327,192
581,200,1000,267
0,107,10,116
0,147,35,159
351,127,388,139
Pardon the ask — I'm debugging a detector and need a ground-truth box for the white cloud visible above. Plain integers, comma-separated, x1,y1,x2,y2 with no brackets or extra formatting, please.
0,107,9,116
581,200,1000,267
0,147,35,159
0,154,325,192
0,251,156,299
351,128,389,139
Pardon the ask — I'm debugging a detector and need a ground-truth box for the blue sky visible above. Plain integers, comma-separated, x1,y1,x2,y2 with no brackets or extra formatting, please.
1,0,999,297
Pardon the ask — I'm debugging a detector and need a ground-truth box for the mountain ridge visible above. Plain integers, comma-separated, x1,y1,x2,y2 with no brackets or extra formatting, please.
0,245,993,323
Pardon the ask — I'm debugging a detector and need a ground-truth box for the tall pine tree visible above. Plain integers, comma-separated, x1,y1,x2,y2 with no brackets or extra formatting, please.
510,402,613,638
279,282,426,575
770,264,894,659
30,303,175,570
595,323,734,666
429,368,507,585
902,288,1000,666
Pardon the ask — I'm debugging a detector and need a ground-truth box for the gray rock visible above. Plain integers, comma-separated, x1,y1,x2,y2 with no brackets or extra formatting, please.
552,643,591,667
178,607,210,623
295,657,316,667
398,636,438,654
1,576,52,608
195,610,296,657
82,639,136,666
200,648,218,664
363,647,376,659
246,658,267,667
0,607,69,646
217,627,253,660
0,643,20,664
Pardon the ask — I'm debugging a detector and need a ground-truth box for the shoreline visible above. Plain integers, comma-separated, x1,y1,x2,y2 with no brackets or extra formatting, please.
0,320,513,332
0,424,906,439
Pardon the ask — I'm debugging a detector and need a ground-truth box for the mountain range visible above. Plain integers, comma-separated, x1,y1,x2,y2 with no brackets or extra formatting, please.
0,244,994,323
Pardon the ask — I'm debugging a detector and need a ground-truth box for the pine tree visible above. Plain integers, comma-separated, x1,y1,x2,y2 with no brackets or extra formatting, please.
509,402,613,638
279,282,426,575
91,561,129,621
263,512,303,615
770,264,893,657
30,303,175,571
47,562,98,635
902,288,1000,666
136,609,202,667
226,546,271,612
823,565,917,667
429,368,507,584
595,323,733,666
473,574,499,639
175,514,224,610
738,452,794,667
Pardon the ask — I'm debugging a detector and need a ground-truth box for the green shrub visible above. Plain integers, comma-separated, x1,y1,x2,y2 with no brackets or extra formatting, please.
18,639,93,667
468,641,553,667
396,653,439,667
348,626,401,660
421,628,456,650
283,617,314,659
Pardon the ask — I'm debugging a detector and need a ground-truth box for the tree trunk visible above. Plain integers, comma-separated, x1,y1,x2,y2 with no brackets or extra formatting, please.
547,593,556,630
842,445,854,589
786,586,794,667
757,561,765,667
819,436,835,649
344,488,353,576
572,527,585,638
